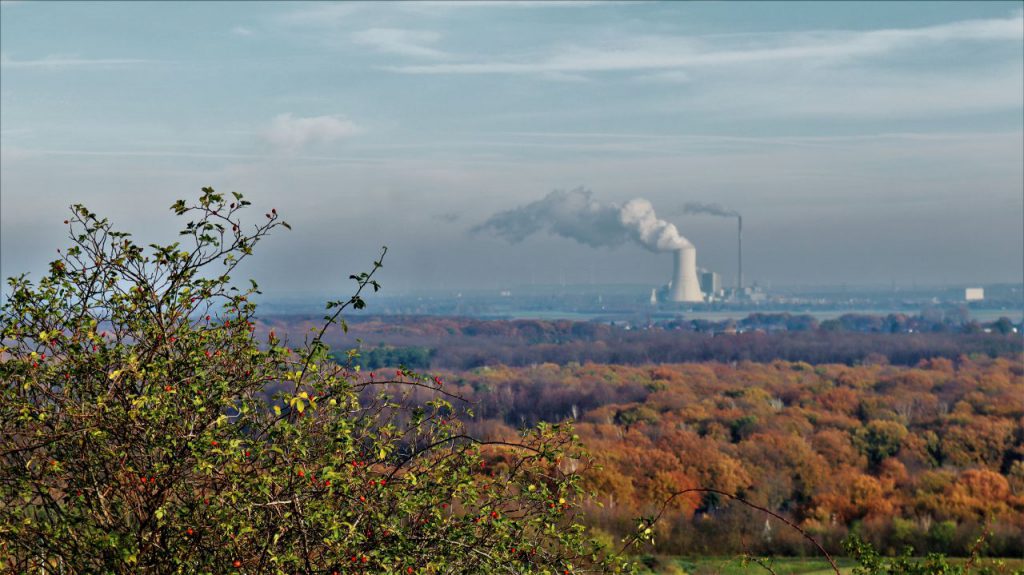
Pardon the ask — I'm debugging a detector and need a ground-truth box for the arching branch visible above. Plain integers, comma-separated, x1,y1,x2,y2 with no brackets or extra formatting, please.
622,487,839,575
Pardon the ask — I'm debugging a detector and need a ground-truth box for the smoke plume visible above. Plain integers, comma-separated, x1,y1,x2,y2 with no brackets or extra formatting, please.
683,202,740,218
474,188,691,252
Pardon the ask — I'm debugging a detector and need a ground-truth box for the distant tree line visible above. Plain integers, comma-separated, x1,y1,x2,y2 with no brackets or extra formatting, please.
349,345,434,370
291,314,1024,371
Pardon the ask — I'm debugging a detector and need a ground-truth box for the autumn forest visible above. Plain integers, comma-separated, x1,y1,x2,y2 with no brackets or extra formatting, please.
260,315,1024,557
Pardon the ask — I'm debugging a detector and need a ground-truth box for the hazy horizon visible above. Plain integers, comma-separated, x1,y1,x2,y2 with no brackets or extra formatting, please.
2,1,1022,296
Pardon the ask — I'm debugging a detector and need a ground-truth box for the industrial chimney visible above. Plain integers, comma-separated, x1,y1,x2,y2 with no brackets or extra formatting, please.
667,246,703,302
737,215,743,293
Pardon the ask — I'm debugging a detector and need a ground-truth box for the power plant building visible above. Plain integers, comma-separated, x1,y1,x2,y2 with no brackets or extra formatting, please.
700,270,723,299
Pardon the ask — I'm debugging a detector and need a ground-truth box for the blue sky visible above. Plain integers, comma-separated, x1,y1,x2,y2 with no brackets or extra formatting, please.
2,1,1022,294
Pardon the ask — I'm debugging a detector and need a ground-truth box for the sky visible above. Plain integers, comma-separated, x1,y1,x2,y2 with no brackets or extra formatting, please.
2,1,1022,297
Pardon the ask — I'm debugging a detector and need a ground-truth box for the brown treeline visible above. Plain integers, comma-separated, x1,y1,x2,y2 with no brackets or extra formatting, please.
262,314,1021,369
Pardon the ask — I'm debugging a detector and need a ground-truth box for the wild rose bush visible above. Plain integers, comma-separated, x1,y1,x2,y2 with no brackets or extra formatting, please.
0,189,633,574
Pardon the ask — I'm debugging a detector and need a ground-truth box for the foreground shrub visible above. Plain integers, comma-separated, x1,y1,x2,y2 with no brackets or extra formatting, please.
0,189,628,574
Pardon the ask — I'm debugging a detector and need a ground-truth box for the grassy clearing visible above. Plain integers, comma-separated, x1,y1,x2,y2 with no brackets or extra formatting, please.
640,556,856,575
636,556,1024,575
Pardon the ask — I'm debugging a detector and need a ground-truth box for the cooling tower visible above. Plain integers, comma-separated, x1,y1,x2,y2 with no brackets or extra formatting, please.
667,246,703,302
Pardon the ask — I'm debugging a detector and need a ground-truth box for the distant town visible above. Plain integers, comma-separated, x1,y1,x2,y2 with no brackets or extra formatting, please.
259,281,1024,330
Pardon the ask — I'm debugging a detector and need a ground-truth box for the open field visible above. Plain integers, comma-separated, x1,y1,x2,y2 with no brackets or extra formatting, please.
639,556,1024,575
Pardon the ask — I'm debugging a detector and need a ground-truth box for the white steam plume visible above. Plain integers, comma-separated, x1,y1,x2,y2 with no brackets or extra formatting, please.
473,188,691,252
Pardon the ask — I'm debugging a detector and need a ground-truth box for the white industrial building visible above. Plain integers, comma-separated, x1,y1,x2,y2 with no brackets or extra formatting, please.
700,270,723,300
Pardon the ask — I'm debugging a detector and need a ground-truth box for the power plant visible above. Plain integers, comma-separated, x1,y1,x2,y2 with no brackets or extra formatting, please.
478,190,745,305
680,201,746,302
666,246,703,302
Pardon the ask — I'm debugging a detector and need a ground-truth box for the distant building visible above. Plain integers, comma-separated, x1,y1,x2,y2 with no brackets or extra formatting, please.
965,287,984,301
736,284,767,303
699,270,722,299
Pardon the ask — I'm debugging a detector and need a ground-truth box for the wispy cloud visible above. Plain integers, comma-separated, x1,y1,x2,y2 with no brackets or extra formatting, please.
396,1,626,10
276,4,364,28
0,53,149,69
2,148,264,160
633,69,690,84
230,25,255,37
386,13,1023,75
0,146,391,167
262,114,362,152
352,28,447,59
681,63,1023,119
498,129,1024,150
